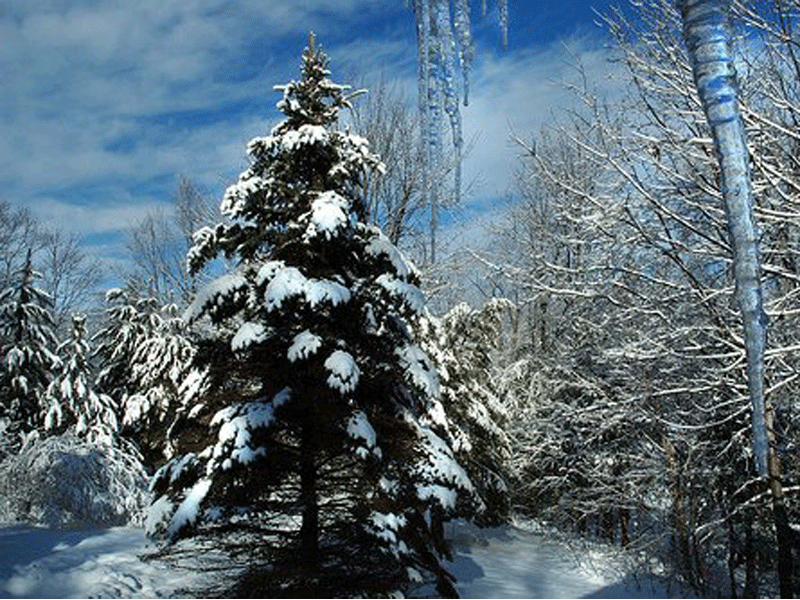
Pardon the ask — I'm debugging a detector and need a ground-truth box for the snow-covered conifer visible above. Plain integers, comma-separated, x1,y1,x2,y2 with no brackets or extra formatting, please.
44,314,118,443
124,302,194,465
420,299,513,524
94,288,158,406
150,34,477,597
94,289,194,467
0,250,58,452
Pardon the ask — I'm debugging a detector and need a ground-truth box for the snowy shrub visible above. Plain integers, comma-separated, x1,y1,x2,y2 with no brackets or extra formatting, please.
0,431,149,528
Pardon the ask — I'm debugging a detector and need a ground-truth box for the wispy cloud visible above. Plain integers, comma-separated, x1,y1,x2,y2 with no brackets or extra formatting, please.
460,32,617,201
2,0,399,210
2,0,617,285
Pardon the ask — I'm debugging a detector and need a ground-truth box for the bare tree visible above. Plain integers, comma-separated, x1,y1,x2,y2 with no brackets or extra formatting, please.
125,176,216,305
349,79,427,246
0,202,42,291
0,201,102,336
346,77,463,265
491,1,800,594
38,230,102,334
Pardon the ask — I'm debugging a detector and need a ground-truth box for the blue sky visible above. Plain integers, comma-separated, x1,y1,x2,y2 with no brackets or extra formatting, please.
1,1,622,272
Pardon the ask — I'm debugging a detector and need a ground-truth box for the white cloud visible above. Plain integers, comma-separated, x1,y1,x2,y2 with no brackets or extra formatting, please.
460,33,617,201
1,0,619,286
30,196,171,237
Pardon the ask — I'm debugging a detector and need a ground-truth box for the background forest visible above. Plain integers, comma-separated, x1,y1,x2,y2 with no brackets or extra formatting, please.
1,0,800,597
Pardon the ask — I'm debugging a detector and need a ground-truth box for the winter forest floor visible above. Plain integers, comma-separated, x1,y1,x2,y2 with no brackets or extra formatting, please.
0,520,699,599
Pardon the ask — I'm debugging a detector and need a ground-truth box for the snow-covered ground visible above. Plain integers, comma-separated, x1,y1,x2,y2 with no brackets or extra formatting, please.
0,526,198,598
0,521,695,598
446,521,695,598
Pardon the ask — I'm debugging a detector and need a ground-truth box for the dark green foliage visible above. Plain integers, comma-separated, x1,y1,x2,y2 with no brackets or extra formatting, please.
149,35,476,597
0,250,58,451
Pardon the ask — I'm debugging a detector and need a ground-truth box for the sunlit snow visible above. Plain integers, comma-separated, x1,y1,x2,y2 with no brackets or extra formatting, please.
231,322,268,352
0,521,698,598
167,478,211,538
324,350,360,394
304,191,349,240
287,330,323,362
376,274,425,312
397,343,439,398
262,263,350,312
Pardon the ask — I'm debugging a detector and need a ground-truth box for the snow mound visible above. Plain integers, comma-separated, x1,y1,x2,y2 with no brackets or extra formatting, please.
0,520,698,599
231,322,269,352
346,410,381,459
0,527,212,598
363,226,417,278
287,330,322,362
260,262,351,312
304,190,349,240
445,520,699,599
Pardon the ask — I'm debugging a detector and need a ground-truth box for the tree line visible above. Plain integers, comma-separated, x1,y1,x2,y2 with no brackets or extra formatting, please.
2,0,800,596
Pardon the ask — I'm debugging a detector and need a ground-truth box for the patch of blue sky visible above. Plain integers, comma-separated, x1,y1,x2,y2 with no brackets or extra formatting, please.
106,99,264,153
2,1,630,286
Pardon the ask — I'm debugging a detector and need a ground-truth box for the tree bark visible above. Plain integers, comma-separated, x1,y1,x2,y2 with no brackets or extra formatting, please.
299,418,319,573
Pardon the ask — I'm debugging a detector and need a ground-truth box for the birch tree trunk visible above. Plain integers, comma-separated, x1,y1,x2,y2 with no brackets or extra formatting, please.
678,1,792,595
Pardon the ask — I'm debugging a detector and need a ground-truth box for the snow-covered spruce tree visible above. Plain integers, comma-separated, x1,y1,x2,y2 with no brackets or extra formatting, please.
94,289,194,468
94,288,157,407
124,302,194,467
420,299,512,525
149,34,476,597
44,314,118,441
0,250,58,454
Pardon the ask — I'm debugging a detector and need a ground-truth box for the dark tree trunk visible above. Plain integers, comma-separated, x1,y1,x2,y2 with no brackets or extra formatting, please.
744,512,757,599
727,505,738,598
771,473,794,598
299,419,319,573
620,508,630,548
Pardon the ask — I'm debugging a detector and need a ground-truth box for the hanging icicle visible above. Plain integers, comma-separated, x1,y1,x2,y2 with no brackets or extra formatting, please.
498,0,508,48
408,0,508,262
453,0,474,105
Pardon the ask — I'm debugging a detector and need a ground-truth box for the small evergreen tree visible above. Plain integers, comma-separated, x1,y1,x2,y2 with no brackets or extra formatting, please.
93,288,158,407
149,34,476,597
0,250,58,452
124,302,194,466
420,299,513,524
94,289,194,468
44,314,118,442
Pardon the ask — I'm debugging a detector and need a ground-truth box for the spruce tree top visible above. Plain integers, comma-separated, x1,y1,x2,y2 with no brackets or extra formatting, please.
188,32,384,270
